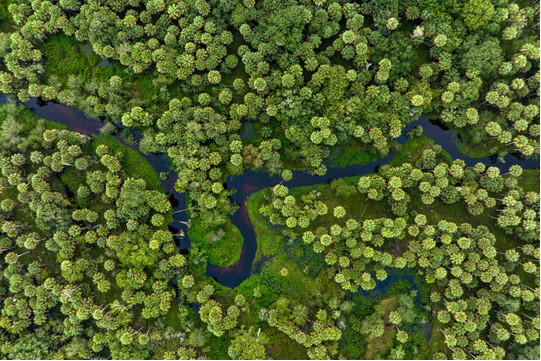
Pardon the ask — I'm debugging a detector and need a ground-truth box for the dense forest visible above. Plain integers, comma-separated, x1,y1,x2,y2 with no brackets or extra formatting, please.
0,0,539,359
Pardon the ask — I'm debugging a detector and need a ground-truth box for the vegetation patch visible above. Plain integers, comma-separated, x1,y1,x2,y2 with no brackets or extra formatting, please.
42,34,101,84
188,217,243,267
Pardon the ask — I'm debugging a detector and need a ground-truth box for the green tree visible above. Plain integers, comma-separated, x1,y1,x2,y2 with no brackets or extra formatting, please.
461,0,495,31
228,327,267,359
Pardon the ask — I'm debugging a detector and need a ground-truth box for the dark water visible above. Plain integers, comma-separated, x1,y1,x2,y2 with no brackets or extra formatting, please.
352,268,432,339
1,94,539,288
211,118,539,287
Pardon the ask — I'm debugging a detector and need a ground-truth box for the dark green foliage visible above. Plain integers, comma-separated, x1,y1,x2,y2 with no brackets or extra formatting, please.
0,103,66,153
42,35,100,84
0,0,12,22
188,217,243,267
459,36,503,78
397,326,430,359
90,134,162,191
0,0,539,359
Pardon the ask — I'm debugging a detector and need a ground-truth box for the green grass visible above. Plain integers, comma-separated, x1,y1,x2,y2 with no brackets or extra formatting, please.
433,112,521,159
411,168,538,252
92,60,161,106
518,169,540,193
389,135,452,167
427,283,446,356
221,29,250,90
247,189,285,265
0,0,14,32
40,33,178,114
247,134,535,265
293,178,389,229
0,105,69,243
42,34,101,84
246,136,450,274
0,103,67,133
281,136,447,239
411,44,430,74
413,196,510,250
231,267,338,359
247,188,329,287
188,217,243,267
455,129,509,158
91,134,163,191
364,325,396,359
265,327,308,359
330,139,381,167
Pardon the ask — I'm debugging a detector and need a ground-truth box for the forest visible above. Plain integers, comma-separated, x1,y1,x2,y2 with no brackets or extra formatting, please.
0,0,539,359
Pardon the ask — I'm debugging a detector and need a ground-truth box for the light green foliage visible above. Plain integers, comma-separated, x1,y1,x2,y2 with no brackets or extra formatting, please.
461,0,495,31
228,327,267,359
0,0,539,359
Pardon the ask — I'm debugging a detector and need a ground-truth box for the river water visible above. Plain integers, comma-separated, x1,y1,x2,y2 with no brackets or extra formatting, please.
1,94,539,288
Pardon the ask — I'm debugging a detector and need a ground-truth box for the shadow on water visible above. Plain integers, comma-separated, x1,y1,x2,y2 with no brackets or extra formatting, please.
1,94,539,289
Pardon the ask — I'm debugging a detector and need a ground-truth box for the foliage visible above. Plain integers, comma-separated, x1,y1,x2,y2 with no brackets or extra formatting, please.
0,0,539,359
188,217,243,267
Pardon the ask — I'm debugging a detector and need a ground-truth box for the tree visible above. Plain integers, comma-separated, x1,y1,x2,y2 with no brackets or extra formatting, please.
460,37,502,78
100,154,121,172
253,78,267,92
461,0,495,31
389,310,402,326
8,334,53,359
228,327,267,359
396,330,408,343
207,70,221,84
386,18,398,30
411,95,424,107
360,308,385,340
333,206,346,218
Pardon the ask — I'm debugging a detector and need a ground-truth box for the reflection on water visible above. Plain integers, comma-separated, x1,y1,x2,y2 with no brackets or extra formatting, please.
0,94,539,288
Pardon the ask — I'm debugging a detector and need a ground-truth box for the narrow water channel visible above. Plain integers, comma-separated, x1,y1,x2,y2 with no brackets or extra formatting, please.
1,94,538,288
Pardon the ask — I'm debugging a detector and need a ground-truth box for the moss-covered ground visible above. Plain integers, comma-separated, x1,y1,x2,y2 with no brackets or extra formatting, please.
188,217,243,267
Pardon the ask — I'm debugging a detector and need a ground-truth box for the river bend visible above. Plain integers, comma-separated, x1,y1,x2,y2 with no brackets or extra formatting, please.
1,94,538,288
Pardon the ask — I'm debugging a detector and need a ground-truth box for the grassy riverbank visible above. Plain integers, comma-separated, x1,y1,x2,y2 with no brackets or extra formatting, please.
246,136,445,268
188,217,243,267
244,134,539,357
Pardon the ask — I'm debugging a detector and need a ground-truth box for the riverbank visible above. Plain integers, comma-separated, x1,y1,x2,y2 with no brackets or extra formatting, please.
243,134,540,357
245,136,446,270
3,94,539,290
188,217,243,267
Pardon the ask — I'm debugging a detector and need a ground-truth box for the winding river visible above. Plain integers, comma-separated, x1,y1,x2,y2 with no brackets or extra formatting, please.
1,94,539,288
